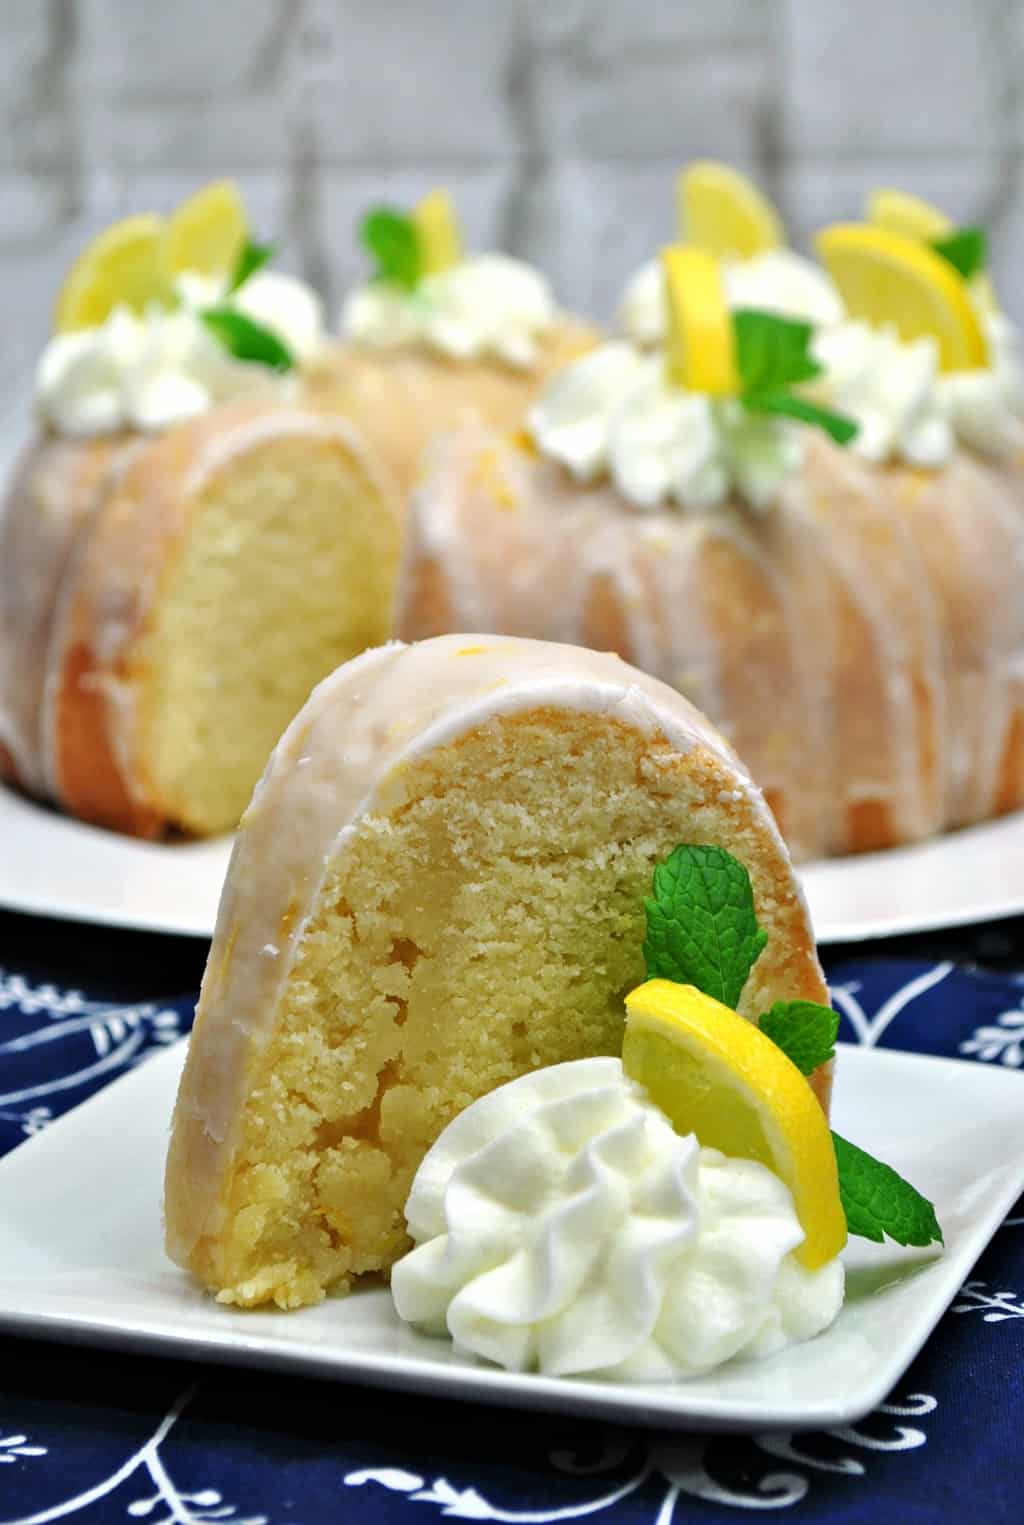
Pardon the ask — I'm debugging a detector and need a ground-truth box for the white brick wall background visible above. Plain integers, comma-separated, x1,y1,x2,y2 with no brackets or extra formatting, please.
2,0,1022,435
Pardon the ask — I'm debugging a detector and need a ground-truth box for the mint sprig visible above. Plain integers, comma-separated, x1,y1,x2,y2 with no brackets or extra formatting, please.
360,207,422,291
833,1132,943,1248
228,238,276,294
642,844,943,1249
759,1000,838,1075
200,308,294,371
742,389,859,446
643,844,767,1009
930,226,987,281
732,308,859,448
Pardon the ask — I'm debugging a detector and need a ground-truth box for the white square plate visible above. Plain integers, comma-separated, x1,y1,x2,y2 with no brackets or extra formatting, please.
0,1041,1021,1432
6,779,1024,942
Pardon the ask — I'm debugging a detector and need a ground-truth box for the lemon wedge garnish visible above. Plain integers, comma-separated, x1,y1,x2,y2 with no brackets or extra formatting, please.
54,214,168,333
413,189,463,276
868,187,998,318
622,979,846,1270
661,245,739,396
163,179,247,279
867,187,952,243
816,223,989,372
679,161,783,260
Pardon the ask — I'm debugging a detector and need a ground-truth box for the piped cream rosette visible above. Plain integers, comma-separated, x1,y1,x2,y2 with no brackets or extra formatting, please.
37,182,326,436
531,244,856,516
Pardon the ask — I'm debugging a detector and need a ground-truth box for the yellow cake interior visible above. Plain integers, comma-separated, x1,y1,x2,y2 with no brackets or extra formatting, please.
134,433,399,836
194,708,793,1309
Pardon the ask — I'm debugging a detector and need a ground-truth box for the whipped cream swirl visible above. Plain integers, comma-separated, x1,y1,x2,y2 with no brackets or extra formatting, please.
36,269,326,437
341,253,556,369
809,313,1024,466
391,1058,844,1381
621,250,843,348
529,342,801,513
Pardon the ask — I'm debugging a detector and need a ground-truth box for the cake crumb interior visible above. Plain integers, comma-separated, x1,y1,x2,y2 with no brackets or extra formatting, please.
136,434,398,836
202,708,790,1309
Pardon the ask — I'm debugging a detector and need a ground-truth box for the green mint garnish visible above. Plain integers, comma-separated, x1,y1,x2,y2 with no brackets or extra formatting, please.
758,999,838,1075
642,844,943,1249
228,238,276,294
732,308,859,448
833,1132,944,1248
930,226,987,281
360,207,422,291
200,308,294,371
742,388,860,446
734,309,822,392
643,844,767,1009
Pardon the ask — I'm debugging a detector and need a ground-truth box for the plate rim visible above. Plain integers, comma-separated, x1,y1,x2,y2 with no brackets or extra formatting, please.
0,1040,1020,1433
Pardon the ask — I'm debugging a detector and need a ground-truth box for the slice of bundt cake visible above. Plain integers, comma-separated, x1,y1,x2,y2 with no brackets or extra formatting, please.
165,634,828,1310
0,399,400,837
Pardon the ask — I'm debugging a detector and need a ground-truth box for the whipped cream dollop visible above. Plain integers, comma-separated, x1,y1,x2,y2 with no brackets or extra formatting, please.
529,341,802,513
621,250,843,348
341,253,556,369
391,1058,844,1381
809,313,1024,466
36,269,326,437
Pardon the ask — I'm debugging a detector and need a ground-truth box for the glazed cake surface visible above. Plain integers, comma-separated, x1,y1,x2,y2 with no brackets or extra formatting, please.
396,429,1024,860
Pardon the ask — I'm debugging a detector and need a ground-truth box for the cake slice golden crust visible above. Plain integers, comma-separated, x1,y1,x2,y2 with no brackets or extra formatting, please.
165,635,828,1310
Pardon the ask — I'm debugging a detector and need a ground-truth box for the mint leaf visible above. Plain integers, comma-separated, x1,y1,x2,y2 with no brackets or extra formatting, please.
228,239,275,294
759,1000,838,1075
360,207,422,291
833,1132,943,1248
931,226,987,281
734,309,822,393
643,844,767,1008
743,389,860,446
200,308,294,371
733,309,859,448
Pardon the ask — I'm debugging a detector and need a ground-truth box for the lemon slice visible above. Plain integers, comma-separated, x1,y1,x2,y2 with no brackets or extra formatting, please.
622,979,846,1270
54,214,168,332
867,187,952,243
413,189,463,276
815,223,989,372
661,245,739,396
868,187,997,317
679,161,783,260
163,180,247,279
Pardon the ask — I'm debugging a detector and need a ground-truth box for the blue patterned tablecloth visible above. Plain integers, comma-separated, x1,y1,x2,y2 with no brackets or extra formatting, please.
1,907,1023,1525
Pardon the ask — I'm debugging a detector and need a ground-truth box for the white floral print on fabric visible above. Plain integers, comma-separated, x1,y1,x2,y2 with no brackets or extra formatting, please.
952,1281,1024,1322
344,1393,938,1516
0,1431,46,1465
0,969,184,1141
959,1005,1024,1066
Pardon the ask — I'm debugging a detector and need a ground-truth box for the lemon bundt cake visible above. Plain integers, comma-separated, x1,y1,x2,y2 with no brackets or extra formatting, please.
164,633,829,1310
397,181,1024,862
0,400,399,837
0,183,401,837
310,192,596,495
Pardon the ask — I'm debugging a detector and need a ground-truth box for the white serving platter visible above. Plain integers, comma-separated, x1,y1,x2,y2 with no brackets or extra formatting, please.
0,1040,1019,1433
